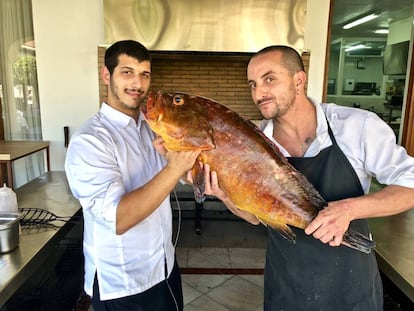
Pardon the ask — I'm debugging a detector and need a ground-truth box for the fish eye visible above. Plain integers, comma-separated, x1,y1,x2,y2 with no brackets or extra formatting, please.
173,94,185,106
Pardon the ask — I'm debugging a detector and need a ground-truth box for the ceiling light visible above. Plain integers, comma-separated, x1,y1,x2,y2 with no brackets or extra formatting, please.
343,12,380,30
373,29,389,34
345,44,368,52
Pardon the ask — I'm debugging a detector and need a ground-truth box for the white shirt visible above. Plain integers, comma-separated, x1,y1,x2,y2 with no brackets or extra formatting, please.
260,101,414,193
65,103,175,300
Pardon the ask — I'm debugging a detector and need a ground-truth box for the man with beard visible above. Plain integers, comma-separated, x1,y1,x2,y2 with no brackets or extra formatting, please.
202,45,414,310
65,40,199,311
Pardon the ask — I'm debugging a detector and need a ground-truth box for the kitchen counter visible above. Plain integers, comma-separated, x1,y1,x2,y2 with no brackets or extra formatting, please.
369,210,414,302
0,171,81,308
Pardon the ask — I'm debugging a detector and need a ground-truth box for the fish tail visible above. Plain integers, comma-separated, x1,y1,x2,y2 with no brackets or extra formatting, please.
341,229,376,254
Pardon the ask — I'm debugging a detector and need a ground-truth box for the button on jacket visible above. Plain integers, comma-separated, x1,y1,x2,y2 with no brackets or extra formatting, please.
65,103,175,300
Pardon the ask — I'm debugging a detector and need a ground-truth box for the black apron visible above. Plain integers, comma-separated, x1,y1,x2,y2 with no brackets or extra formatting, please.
264,121,383,311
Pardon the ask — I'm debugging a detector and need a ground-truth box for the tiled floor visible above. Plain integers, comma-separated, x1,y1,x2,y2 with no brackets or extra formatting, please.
181,274,263,311
173,206,268,311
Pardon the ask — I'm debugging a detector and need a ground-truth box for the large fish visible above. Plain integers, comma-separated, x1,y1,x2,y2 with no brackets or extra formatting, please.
142,91,375,254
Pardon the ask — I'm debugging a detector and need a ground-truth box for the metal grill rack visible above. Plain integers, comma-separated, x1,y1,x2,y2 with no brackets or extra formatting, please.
18,207,80,229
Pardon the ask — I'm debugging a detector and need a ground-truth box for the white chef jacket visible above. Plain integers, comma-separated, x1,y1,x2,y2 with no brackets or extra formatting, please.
260,101,414,193
65,103,175,300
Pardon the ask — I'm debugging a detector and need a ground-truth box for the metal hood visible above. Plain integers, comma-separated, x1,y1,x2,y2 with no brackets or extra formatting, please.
103,0,306,52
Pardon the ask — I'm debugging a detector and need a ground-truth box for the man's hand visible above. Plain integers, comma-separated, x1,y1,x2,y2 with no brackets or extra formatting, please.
153,136,200,175
304,200,353,247
153,136,167,157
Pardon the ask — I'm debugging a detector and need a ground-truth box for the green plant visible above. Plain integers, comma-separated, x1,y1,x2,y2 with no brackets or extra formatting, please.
13,55,37,83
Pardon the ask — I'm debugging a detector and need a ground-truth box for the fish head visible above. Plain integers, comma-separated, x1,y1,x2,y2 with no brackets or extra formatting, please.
142,91,215,151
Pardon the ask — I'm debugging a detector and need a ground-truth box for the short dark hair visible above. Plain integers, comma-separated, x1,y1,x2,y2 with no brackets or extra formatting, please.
104,40,152,75
254,45,305,75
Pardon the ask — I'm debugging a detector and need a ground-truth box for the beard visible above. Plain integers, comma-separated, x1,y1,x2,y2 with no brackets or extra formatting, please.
109,79,145,111
260,98,293,120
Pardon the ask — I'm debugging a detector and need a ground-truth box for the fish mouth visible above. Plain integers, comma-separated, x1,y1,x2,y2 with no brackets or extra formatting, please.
141,91,166,125
141,91,158,115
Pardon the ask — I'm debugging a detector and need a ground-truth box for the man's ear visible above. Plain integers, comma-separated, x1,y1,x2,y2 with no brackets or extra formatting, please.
101,66,110,85
294,71,307,89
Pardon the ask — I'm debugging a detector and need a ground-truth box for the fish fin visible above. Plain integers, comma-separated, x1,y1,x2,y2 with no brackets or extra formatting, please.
257,217,268,227
276,225,296,244
261,218,296,244
192,162,206,203
291,171,328,211
341,229,376,254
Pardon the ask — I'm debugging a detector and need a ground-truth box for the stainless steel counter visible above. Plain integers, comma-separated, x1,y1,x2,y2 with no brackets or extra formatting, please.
369,209,414,302
0,172,81,308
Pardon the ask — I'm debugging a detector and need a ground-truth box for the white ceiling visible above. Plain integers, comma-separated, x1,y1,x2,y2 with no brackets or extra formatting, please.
331,0,413,40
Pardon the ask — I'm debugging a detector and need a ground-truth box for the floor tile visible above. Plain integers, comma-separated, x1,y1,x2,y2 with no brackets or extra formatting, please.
187,247,231,268
229,248,266,269
184,294,231,311
182,281,203,306
206,275,263,311
176,247,188,268
239,275,265,289
182,274,233,294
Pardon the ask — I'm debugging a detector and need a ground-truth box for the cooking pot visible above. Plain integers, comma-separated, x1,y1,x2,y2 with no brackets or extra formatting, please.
0,213,22,253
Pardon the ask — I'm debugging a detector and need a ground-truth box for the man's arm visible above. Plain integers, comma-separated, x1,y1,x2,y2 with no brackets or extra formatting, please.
116,138,200,234
305,185,414,246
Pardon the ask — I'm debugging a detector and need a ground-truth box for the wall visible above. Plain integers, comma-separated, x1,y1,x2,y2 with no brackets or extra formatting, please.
388,17,413,45
32,0,104,171
32,0,329,171
151,54,259,119
342,57,384,94
304,0,330,101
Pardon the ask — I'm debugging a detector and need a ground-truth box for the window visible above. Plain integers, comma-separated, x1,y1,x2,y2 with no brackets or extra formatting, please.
0,0,44,187
0,0,42,140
